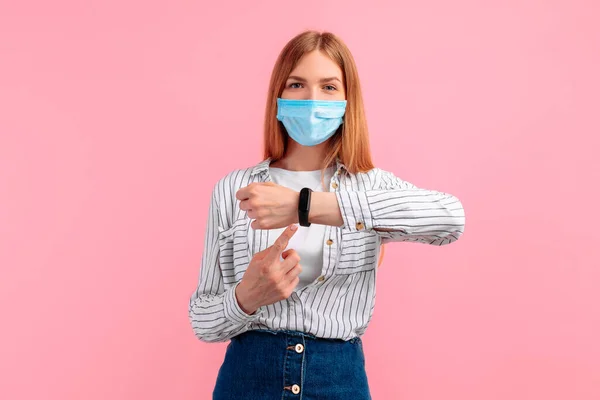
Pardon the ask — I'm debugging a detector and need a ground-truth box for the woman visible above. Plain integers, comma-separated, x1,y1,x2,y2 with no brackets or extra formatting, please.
189,30,465,399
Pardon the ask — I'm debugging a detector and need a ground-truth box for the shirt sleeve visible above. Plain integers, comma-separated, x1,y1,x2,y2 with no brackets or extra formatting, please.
188,183,263,343
335,169,465,245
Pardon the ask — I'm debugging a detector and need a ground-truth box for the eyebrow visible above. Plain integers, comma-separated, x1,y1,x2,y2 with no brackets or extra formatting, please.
287,75,343,84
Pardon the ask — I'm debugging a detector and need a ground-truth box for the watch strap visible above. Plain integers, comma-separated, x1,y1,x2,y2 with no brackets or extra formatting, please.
298,188,312,227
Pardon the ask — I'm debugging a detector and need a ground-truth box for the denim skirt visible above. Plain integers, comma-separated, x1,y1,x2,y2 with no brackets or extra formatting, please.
212,329,372,400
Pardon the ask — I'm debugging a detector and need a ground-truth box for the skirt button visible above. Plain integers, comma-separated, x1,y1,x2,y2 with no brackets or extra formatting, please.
292,384,301,394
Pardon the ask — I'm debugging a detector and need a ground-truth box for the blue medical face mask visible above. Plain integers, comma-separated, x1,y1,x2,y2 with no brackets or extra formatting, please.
276,98,347,146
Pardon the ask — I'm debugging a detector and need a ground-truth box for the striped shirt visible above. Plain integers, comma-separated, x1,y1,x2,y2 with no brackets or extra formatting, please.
188,157,466,342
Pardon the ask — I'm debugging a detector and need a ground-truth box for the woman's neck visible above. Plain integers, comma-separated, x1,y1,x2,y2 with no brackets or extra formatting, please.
271,139,331,171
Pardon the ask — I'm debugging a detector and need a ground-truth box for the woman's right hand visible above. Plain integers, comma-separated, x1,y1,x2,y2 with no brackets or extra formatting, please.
234,224,302,315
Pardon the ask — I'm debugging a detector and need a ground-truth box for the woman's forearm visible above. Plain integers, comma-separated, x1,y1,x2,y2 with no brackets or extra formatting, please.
308,192,344,227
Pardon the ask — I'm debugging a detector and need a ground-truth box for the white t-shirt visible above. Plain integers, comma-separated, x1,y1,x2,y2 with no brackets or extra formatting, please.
268,166,335,290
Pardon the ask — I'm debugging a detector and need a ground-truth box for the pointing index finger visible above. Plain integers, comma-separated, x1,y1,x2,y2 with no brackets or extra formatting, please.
265,224,298,262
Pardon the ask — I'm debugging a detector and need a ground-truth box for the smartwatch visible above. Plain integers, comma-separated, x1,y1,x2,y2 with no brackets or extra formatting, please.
298,188,313,227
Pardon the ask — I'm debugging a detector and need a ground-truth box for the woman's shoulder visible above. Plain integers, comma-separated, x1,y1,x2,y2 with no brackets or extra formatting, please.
349,165,414,190
346,165,387,182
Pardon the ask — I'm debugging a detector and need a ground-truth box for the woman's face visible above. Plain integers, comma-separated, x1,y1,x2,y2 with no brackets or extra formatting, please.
281,50,346,101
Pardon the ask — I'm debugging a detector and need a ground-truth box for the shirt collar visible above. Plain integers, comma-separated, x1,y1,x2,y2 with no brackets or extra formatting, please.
250,158,272,177
335,158,347,173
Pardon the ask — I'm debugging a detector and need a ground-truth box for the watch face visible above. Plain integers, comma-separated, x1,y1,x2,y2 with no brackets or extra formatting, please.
300,188,311,212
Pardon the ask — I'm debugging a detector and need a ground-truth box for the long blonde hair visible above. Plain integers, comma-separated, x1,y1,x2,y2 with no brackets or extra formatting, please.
262,30,374,174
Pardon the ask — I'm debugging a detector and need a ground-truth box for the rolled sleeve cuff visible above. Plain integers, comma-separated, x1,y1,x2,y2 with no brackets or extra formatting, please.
335,191,374,232
223,281,262,325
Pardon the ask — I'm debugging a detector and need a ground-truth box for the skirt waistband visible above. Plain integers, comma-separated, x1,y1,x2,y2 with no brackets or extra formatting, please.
235,328,362,343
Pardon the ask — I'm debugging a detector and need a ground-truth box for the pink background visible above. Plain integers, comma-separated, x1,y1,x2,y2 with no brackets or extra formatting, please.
1,1,599,399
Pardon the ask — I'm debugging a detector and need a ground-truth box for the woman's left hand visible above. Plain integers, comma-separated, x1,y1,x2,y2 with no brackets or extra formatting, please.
236,182,299,229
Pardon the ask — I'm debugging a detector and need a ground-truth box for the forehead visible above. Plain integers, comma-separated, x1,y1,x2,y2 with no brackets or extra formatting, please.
288,50,343,79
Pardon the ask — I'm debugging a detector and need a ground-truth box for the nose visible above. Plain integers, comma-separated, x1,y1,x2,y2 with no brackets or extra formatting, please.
300,89,318,100
304,87,322,101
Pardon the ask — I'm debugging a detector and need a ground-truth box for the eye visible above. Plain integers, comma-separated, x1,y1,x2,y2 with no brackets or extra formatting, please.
324,85,337,91
288,82,303,89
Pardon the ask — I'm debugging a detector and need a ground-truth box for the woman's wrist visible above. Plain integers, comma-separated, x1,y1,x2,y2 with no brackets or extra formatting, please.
235,280,259,315
308,192,344,226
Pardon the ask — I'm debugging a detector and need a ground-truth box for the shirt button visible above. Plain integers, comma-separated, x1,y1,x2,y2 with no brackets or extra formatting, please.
331,182,338,189
356,222,365,230
292,384,301,394
295,343,304,353
317,275,325,282
326,239,334,246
